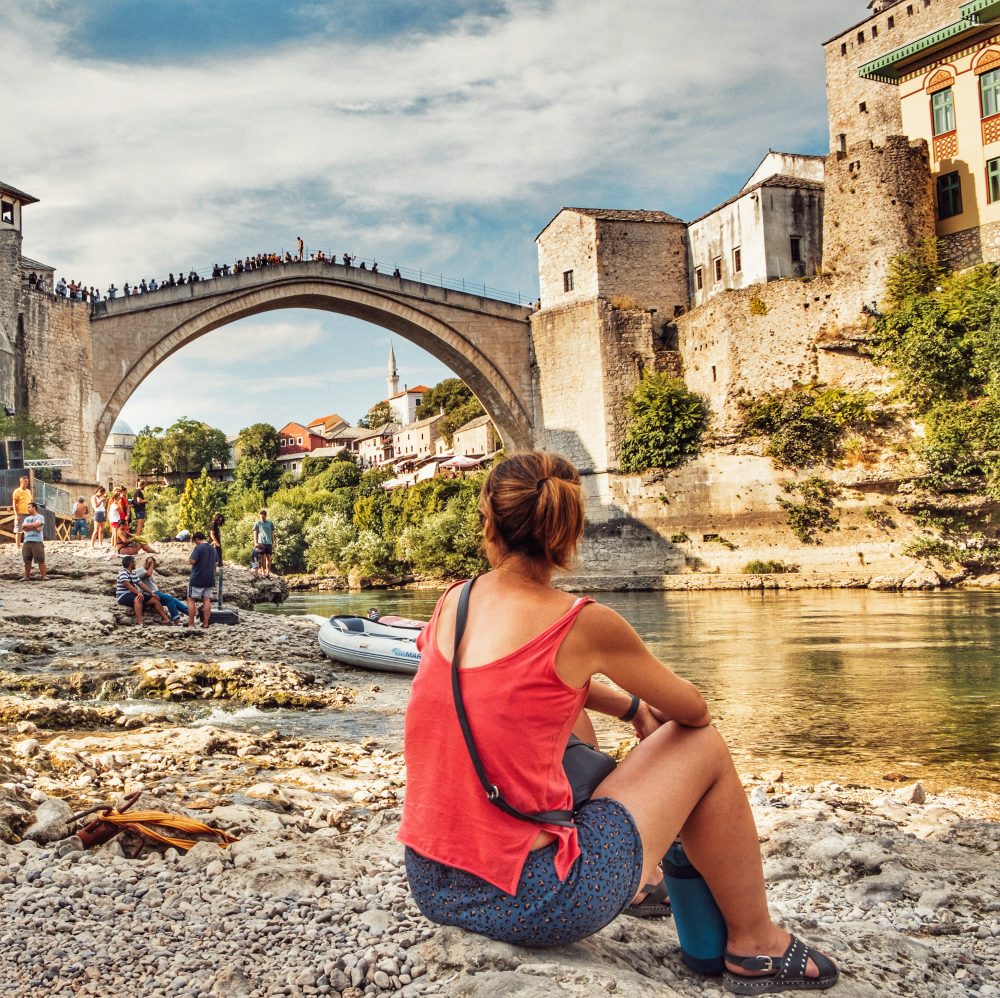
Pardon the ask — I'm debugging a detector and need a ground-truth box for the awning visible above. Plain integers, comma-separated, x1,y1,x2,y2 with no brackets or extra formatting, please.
415,462,438,481
441,454,485,470
858,14,991,83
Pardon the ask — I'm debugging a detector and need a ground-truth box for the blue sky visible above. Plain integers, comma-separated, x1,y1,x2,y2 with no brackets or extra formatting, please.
2,0,862,436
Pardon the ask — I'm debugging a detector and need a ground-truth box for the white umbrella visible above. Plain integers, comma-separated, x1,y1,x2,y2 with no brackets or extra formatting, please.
440,454,482,470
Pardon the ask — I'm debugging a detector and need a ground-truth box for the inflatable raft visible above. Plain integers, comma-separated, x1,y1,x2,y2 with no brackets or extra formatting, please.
317,614,424,674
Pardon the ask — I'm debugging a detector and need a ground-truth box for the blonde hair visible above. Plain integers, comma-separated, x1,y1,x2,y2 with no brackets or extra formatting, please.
479,451,584,570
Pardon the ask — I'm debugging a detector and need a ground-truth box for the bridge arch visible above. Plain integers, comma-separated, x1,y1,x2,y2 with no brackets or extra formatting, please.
91,267,534,463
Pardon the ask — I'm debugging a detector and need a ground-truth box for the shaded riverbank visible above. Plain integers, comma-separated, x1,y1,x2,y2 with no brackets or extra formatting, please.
1,542,999,996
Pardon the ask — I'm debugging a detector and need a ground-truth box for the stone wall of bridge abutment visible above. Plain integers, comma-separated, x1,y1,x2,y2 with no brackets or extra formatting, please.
41,261,537,483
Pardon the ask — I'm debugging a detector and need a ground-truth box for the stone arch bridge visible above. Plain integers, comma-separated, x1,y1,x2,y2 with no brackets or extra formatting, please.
73,261,533,478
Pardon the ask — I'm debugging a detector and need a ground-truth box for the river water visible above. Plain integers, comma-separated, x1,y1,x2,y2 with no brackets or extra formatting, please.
257,588,1000,796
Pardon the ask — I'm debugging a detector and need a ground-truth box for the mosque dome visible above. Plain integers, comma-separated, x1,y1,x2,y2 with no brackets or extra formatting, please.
111,417,134,436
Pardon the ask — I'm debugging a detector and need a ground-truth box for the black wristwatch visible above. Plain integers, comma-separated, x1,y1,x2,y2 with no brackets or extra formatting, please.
618,695,640,723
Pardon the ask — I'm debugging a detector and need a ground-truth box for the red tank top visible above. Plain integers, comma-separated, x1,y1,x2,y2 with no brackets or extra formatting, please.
398,582,592,895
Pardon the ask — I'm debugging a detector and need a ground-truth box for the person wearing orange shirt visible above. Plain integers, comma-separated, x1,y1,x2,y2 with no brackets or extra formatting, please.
11,475,33,548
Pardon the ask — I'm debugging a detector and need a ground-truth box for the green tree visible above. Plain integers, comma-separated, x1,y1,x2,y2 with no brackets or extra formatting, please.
236,422,280,461
131,427,167,477
358,400,395,428
141,485,181,541
0,412,67,458
177,469,227,534
233,456,283,497
161,418,230,475
619,374,708,473
416,377,486,444
305,513,357,573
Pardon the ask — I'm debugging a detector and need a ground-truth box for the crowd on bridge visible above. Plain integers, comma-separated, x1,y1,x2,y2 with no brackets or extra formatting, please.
24,239,407,309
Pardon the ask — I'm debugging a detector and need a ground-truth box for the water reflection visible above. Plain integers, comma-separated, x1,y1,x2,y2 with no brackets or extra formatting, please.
261,588,1000,794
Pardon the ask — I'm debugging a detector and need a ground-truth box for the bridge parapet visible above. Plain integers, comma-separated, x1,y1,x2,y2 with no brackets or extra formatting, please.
92,260,534,323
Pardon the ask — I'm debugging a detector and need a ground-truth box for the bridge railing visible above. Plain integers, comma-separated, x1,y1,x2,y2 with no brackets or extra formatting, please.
90,251,536,310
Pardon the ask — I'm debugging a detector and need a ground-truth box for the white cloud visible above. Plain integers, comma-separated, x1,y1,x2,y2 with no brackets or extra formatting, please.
4,0,861,433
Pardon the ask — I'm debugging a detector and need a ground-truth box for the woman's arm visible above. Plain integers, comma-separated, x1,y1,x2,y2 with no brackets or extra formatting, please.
560,603,710,728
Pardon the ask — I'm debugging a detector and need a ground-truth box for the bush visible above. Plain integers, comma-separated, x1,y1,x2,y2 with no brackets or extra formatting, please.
742,560,798,574
143,485,181,541
778,477,840,544
739,384,877,468
398,498,487,579
619,375,708,473
921,399,1000,498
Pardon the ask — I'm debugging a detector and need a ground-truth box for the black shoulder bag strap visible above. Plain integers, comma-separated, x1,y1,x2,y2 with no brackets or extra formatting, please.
450,577,575,829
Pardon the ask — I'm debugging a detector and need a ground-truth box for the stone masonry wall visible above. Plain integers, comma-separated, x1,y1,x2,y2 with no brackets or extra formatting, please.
531,298,663,473
939,217,1000,269
537,212,599,308
20,290,99,489
0,230,21,407
822,136,937,304
596,218,689,318
676,272,893,433
531,299,610,472
824,0,961,151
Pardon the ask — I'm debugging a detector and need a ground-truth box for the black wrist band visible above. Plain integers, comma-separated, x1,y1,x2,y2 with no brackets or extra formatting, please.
618,695,640,723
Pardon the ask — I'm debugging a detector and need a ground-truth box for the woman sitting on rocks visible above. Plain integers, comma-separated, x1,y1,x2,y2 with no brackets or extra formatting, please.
115,527,157,557
399,451,839,994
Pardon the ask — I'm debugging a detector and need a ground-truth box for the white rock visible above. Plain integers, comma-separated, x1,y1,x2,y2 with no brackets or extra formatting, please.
893,782,926,804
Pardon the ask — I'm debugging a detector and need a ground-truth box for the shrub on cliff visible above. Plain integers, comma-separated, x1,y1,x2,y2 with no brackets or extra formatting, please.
619,374,708,473
778,477,840,544
738,384,877,468
872,260,1000,411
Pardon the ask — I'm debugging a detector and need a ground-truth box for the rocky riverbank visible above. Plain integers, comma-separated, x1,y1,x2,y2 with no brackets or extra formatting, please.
2,542,999,997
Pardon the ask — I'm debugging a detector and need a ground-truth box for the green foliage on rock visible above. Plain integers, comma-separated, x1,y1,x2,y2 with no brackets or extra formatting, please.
742,559,798,574
872,250,1000,517
619,374,708,473
738,384,877,468
778,477,840,544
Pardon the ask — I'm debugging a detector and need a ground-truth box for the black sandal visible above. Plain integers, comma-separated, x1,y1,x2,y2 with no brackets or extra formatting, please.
622,877,672,919
723,934,839,994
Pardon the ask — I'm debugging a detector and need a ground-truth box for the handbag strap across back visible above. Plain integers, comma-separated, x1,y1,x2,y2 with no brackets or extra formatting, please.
450,577,575,828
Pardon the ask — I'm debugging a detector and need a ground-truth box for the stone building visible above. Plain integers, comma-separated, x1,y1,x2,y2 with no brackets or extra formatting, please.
451,413,499,458
0,181,41,415
687,152,825,307
95,416,136,489
823,0,958,152
825,1,1000,267
535,208,689,318
392,412,443,465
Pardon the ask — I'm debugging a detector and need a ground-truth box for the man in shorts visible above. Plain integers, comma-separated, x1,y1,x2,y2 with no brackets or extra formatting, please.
71,496,89,540
187,531,217,629
19,502,47,581
253,509,275,578
11,475,32,548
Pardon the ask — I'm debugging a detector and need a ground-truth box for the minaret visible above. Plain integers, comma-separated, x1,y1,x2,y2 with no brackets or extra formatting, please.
386,343,399,399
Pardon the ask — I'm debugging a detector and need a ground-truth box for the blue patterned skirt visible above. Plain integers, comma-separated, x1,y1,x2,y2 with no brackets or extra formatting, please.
404,796,643,947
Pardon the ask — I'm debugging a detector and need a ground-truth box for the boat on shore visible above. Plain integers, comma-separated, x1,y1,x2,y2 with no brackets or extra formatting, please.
316,614,424,674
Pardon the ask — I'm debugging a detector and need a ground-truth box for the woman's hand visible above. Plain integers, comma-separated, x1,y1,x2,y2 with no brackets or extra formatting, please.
632,701,667,740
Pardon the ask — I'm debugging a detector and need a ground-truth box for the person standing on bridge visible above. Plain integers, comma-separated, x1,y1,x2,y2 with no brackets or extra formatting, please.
297,236,304,261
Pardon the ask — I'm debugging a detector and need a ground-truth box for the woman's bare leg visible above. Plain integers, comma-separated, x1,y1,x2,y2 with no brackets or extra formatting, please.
594,722,823,976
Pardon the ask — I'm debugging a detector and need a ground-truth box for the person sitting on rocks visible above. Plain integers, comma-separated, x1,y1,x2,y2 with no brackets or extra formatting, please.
115,527,156,557
399,451,839,994
136,556,186,624
116,555,170,626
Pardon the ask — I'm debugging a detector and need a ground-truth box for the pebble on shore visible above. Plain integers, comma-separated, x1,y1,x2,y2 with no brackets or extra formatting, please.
1,542,999,996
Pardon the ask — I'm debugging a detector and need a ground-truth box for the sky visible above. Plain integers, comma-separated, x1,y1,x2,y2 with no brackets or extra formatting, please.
2,0,863,436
